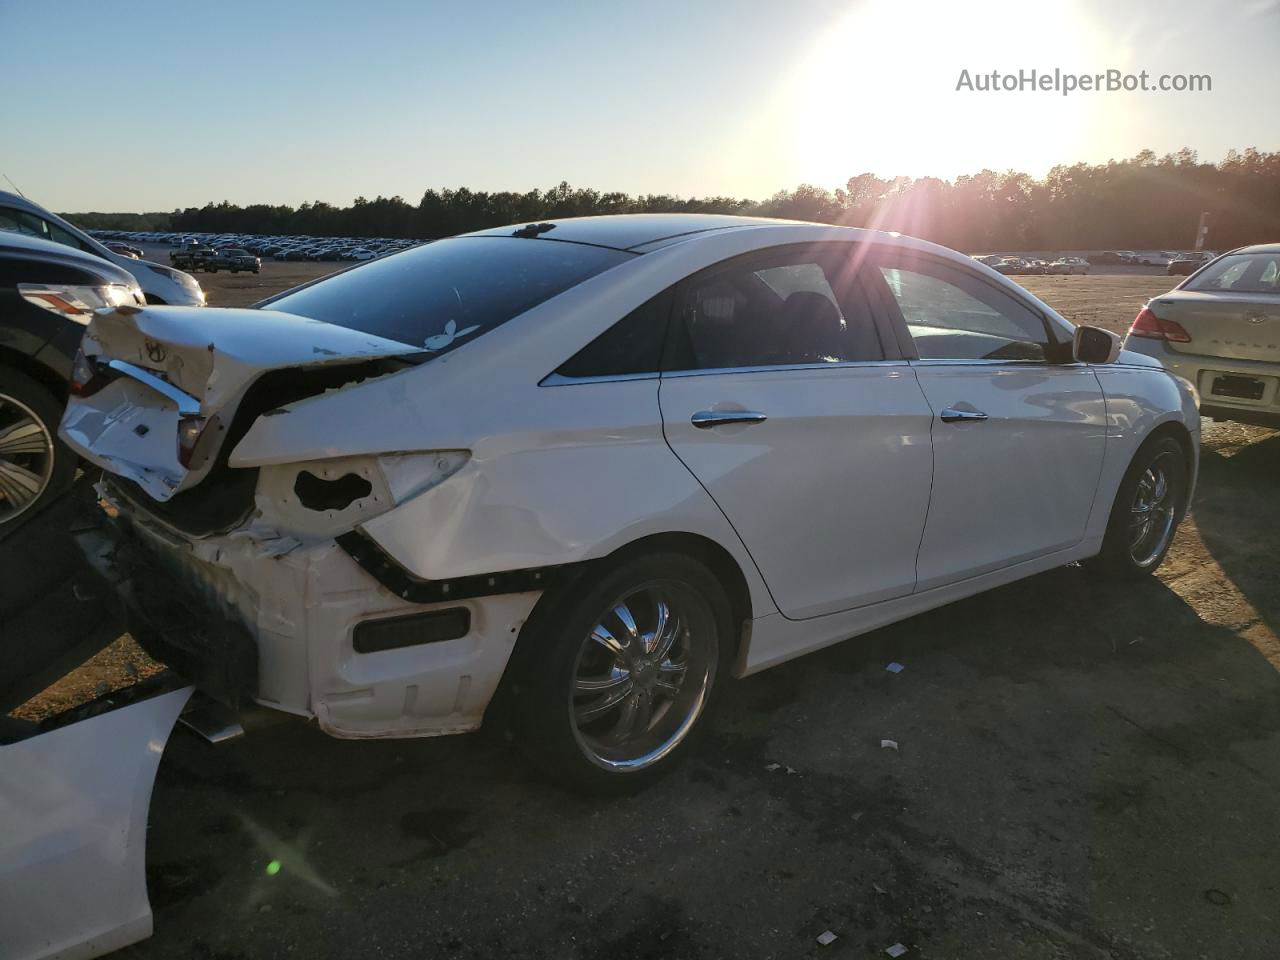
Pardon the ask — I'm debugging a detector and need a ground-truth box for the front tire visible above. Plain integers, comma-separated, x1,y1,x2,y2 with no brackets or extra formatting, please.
0,369,75,530
511,553,733,793
1086,435,1189,580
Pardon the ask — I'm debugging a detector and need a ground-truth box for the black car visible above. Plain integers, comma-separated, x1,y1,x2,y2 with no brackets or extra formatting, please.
1167,254,1214,276
206,248,261,274
0,232,143,528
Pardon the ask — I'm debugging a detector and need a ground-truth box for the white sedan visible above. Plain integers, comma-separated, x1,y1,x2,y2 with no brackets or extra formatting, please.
1125,244,1280,428
59,215,1199,790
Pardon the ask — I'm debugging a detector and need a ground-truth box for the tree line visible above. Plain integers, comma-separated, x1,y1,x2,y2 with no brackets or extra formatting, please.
66,148,1280,252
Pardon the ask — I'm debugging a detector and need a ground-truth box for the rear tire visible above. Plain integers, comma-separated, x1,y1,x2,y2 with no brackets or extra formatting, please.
0,369,75,530
510,553,733,793
1085,435,1189,580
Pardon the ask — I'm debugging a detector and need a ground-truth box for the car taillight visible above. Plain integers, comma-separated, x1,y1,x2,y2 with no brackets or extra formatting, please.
176,415,211,469
68,347,116,398
1129,307,1191,343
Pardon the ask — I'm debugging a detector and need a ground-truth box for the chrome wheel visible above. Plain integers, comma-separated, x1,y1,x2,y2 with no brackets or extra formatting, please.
0,392,55,525
1128,451,1179,567
570,581,716,772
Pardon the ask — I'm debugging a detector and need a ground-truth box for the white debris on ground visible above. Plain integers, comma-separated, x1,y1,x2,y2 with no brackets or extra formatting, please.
885,661,905,673
880,739,899,750
816,930,838,946
885,943,909,957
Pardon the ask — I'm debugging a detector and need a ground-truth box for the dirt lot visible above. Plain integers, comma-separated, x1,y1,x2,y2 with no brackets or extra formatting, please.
8,259,1280,959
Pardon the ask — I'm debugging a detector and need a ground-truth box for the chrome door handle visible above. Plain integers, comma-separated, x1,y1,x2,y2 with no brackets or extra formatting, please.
940,407,989,423
691,410,768,429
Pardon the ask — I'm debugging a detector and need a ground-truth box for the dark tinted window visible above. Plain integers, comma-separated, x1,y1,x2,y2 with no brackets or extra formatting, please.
666,249,884,371
555,291,670,378
263,237,633,353
875,260,1050,361
0,207,51,242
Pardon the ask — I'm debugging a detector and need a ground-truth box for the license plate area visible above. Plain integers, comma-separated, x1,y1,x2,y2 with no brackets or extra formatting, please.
1210,374,1265,401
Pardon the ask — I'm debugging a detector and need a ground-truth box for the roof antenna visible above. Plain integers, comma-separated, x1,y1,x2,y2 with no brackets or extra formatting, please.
2,174,26,198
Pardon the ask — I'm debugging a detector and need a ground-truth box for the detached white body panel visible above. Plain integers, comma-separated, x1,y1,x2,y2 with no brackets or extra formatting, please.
0,686,192,960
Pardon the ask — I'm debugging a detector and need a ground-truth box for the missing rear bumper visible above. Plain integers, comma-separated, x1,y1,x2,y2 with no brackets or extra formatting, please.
74,513,259,711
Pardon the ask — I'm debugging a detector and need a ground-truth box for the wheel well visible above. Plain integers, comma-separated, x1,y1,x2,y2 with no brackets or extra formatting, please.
0,345,68,402
599,532,753,634
1145,420,1195,475
489,532,755,730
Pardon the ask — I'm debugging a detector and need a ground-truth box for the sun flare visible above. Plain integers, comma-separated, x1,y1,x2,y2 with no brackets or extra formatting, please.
779,0,1114,188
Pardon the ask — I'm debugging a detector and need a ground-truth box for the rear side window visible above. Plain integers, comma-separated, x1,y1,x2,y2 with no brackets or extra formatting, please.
665,248,885,371
1186,253,1280,294
555,291,671,379
262,237,633,353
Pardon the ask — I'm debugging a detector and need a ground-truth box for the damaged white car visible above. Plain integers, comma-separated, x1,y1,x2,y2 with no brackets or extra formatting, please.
60,215,1199,790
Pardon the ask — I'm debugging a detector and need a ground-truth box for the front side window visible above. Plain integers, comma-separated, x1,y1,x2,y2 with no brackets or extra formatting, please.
1186,253,1280,294
666,248,884,371
876,261,1051,361
262,237,633,354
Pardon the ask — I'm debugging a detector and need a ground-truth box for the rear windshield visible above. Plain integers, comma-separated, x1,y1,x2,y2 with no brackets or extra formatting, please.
1185,253,1280,294
262,237,633,353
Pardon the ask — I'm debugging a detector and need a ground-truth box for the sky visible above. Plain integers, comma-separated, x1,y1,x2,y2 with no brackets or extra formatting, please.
2,0,1278,212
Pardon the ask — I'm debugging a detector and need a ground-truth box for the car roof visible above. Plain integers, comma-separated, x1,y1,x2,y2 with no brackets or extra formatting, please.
463,213,799,252
0,229,136,283
1228,243,1280,255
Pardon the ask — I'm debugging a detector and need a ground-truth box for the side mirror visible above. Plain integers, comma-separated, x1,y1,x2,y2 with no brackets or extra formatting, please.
1073,325,1122,364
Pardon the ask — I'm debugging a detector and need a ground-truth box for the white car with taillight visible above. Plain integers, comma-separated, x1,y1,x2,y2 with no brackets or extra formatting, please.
1124,244,1280,427
59,215,1199,791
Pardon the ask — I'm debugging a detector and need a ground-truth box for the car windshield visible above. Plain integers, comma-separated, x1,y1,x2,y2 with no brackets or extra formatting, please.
1185,253,1280,294
261,236,633,352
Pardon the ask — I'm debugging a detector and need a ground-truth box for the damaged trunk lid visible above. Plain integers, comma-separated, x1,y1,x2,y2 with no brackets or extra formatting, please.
60,304,421,501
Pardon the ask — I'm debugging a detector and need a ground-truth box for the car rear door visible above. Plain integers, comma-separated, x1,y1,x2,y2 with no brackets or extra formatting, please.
658,244,935,620
863,251,1108,592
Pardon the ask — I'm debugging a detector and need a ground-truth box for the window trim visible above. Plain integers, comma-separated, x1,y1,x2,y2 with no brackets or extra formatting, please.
860,249,1072,365
661,359,910,379
661,242,903,375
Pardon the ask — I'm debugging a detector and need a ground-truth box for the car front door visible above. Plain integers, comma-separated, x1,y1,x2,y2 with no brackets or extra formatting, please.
658,244,935,620
864,252,1108,592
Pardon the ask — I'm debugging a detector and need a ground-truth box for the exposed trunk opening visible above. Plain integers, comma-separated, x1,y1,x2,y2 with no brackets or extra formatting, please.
106,357,412,537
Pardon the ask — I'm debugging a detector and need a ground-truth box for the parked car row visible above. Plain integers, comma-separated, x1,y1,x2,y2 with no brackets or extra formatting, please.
90,228,420,263
1090,249,1219,267
974,255,1090,275
974,250,1222,273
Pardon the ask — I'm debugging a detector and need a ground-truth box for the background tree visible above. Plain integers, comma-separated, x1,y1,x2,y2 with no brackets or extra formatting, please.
69,148,1280,252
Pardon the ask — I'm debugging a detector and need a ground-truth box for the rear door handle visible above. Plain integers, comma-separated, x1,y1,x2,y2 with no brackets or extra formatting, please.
691,410,768,429
940,407,988,423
